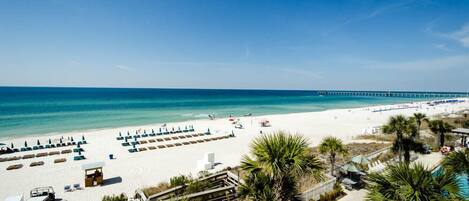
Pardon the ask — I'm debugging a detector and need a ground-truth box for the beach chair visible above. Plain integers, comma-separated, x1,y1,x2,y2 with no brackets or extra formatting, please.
45,144,51,149
64,185,72,192
73,184,81,190
6,164,23,170
121,142,130,146
128,148,137,153
73,155,85,161
149,133,156,137
116,136,124,140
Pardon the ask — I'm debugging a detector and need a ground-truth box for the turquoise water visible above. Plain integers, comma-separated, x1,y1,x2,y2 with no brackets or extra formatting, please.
0,87,431,138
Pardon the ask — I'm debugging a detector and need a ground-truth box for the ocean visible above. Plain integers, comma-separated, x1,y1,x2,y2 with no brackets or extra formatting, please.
0,87,431,138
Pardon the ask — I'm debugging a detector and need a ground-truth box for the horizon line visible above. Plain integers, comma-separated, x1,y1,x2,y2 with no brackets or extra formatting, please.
0,85,468,94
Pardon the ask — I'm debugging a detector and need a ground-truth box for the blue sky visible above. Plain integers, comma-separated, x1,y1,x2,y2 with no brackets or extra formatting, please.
1,0,469,91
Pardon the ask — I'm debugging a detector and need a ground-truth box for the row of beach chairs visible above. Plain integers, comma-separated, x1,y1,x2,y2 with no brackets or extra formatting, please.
128,135,233,153
116,126,197,140
5,158,67,171
121,133,209,147
0,149,76,163
7,139,87,153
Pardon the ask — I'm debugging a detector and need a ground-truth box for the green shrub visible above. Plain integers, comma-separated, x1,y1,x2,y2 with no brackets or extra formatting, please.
170,175,191,187
102,193,127,201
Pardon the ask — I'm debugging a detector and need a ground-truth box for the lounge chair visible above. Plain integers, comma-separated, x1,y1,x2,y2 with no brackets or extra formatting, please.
166,144,175,148
49,151,60,155
121,142,130,146
149,133,156,137
148,139,156,143
179,136,186,139
157,139,164,142
36,152,48,157
61,149,72,154
142,133,148,137
157,145,166,149
128,148,137,153
22,154,35,159
185,135,193,138
54,158,66,163
73,184,81,190
171,136,179,140
174,143,182,146
148,146,156,150
30,161,45,167
116,136,124,140
73,148,84,153
6,164,23,170
45,145,51,149
73,155,86,161
182,142,190,145
64,185,72,192
138,147,147,152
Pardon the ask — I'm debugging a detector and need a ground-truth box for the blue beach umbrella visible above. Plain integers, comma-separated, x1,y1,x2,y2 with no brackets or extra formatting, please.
127,131,130,136
159,128,162,132
60,138,63,144
82,135,85,141
78,150,82,155
11,143,14,148
152,129,154,134
185,126,188,130
119,132,122,137
48,139,52,144
24,141,28,147
125,137,128,142
71,137,74,142
172,127,175,132
37,140,40,145
77,143,81,148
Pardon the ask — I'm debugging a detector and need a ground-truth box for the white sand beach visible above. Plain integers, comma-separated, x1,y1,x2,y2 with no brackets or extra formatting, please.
1,98,468,200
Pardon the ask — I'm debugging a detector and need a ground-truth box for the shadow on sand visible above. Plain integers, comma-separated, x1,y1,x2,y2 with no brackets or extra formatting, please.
102,176,123,186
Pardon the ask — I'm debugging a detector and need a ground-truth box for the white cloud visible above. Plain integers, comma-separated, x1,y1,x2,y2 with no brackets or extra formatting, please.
115,65,135,71
327,0,415,33
447,23,469,47
426,22,469,48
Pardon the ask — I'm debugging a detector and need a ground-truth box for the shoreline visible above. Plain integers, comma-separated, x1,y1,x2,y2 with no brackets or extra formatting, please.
0,98,468,200
0,98,445,141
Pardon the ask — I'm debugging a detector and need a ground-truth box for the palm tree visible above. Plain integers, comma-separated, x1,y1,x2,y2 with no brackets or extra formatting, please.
442,149,469,176
238,172,275,201
382,115,414,162
412,113,427,138
366,163,461,201
427,119,454,148
319,136,348,176
393,136,424,164
240,132,323,201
